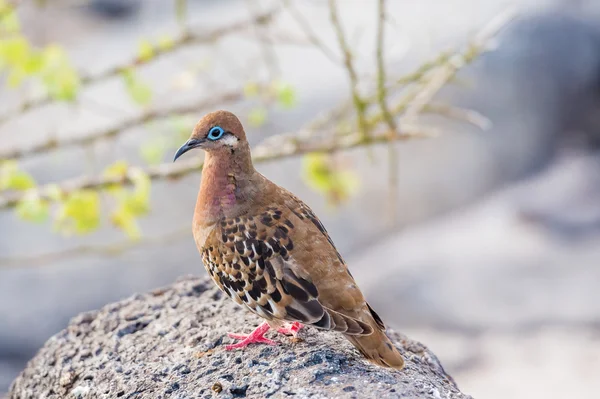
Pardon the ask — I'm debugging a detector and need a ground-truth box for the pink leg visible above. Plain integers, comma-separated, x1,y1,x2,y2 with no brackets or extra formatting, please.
277,321,303,337
225,322,277,350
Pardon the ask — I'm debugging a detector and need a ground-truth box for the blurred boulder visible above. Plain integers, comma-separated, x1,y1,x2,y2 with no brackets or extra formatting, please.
86,0,142,19
438,11,600,183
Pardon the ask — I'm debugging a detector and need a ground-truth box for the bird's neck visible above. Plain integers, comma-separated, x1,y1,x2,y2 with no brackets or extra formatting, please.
194,147,256,226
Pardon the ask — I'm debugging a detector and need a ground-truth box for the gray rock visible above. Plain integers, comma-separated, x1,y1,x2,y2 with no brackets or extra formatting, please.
8,276,469,399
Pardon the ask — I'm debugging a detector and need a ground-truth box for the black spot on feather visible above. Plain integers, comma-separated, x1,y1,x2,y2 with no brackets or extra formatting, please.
283,281,309,302
313,313,331,329
261,301,273,314
248,285,261,301
271,287,282,302
285,306,308,322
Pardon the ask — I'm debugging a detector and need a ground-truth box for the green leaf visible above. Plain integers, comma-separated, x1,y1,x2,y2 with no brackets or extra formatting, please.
111,206,141,240
157,35,175,51
248,107,267,127
44,68,79,101
22,53,45,75
0,160,15,189
104,166,150,238
129,81,152,105
122,69,152,105
137,39,154,62
109,168,150,239
103,160,128,178
55,190,100,234
0,37,30,66
302,153,359,206
8,170,35,190
40,45,80,101
128,168,151,214
0,162,36,190
302,153,331,191
16,194,49,223
275,82,297,109
0,8,20,33
122,193,149,217
103,160,128,194
130,167,150,194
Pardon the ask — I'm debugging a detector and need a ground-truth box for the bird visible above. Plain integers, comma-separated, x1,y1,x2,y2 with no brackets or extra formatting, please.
173,110,404,369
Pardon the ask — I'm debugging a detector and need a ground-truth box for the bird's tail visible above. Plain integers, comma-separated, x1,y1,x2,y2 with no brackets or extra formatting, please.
345,327,405,369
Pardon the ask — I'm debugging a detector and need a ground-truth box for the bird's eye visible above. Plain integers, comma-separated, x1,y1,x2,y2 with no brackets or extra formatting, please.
207,126,225,141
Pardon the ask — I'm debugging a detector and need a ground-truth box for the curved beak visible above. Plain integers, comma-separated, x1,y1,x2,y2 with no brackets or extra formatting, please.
173,138,204,162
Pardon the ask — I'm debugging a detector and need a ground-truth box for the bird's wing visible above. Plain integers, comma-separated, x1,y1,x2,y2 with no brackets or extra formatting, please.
202,195,377,335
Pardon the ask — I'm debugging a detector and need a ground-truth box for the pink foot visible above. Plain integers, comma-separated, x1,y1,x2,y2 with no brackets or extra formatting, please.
277,321,303,337
225,322,277,350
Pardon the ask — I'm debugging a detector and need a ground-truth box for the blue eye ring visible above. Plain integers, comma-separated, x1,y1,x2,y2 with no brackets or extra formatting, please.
207,126,224,141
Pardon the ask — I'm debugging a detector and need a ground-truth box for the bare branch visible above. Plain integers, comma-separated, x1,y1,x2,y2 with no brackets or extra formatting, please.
375,0,399,223
401,8,516,126
0,90,245,160
0,226,190,269
375,0,396,135
245,0,280,80
328,0,369,139
423,103,492,130
281,0,339,64
0,7,279,127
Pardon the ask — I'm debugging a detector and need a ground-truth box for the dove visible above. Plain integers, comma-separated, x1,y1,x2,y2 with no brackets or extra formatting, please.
173,110,404,369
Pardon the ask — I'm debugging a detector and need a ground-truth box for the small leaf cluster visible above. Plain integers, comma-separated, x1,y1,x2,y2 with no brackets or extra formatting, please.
0,1,79,100
243,80,298,127
0,161,151,239
104,161,151,239
302,153,359,206
121,67,153,106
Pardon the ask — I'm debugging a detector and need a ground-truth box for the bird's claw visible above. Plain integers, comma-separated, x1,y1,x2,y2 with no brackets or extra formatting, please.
225,322,278,350
277,321,303,337
225,334,277,350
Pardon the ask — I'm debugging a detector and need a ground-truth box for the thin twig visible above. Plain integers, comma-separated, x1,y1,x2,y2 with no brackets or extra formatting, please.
0,226,191,269
246,0,280,80
0,90,245,160
375,0,396,135
281,0,339,64
328,0,369,139
401,8,516,126
395,51,451,87
375,0,398,223
0,8,279,127
423,103,492,130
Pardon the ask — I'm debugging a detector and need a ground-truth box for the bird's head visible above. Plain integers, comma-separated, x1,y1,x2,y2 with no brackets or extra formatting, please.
173,110,247,161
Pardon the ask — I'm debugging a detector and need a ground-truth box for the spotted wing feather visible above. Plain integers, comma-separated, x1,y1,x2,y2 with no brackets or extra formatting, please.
202,205,372,335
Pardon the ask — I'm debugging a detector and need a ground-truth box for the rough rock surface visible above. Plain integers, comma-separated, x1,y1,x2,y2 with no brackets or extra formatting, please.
9,276,470,399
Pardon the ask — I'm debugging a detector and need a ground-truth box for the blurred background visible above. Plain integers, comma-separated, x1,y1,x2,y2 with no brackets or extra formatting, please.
1,0,600,398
